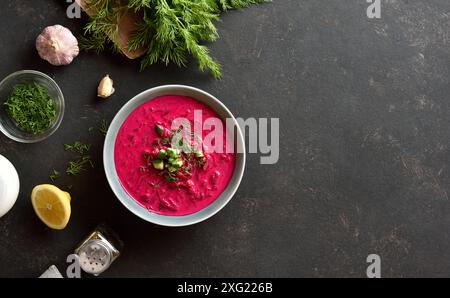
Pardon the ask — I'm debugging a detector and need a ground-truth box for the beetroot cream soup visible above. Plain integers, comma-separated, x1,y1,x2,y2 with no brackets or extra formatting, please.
114,95,236,216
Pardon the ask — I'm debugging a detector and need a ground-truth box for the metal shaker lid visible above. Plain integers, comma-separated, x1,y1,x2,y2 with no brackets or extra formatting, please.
78,240,112,275
75,224,122,276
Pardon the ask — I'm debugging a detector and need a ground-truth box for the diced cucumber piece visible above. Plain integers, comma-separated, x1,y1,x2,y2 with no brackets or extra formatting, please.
167,148,180,158
152,159,164,170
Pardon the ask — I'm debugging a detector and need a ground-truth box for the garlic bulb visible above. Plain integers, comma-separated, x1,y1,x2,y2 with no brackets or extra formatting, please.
98,75,115,98
36,25,79,66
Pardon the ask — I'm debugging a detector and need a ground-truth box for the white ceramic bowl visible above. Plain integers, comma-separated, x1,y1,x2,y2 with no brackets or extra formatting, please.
104,85,246,227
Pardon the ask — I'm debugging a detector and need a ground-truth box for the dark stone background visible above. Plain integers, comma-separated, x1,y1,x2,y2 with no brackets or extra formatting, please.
1,0,450,278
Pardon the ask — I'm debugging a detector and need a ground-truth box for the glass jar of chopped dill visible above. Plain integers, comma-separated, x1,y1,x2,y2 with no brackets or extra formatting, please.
0,70,64,143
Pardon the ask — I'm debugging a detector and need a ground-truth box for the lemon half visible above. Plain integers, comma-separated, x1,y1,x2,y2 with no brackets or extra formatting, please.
31,184,71,230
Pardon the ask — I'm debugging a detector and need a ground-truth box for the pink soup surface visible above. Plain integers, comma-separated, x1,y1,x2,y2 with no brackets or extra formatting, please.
114,95,236,216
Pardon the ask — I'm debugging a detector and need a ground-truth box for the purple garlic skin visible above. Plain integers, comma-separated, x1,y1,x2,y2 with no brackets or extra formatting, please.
36,25,79,66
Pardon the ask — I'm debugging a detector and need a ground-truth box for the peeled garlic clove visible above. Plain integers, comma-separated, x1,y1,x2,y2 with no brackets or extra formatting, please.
98,75,115,98
36,25,79,66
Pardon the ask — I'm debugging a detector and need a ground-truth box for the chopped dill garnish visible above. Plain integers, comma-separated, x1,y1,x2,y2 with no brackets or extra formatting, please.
142,124,207,183
64,141,92,155
4,82,56,134
49,170,60,182
184,166,191,174
99,119,109,136
165,174,179,183
66,156,94,176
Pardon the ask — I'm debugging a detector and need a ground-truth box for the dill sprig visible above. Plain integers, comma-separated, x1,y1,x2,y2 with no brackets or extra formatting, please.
64,141,94,176
66,156,94,176
49,170,60,182
64,141,92,155
81,0,268,78
80,0,126,53
99,119,109,136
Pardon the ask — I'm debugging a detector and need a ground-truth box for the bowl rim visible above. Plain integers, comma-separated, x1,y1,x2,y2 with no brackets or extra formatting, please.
103,85,246,227
0,70,65,143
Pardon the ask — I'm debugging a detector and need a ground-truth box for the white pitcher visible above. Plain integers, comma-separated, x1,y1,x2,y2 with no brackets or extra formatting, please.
0,154,20,218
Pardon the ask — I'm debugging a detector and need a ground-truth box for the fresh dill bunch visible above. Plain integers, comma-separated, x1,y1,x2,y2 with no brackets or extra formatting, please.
137,0,222,77
81,0,269,79
212,0,268,11
127,0,152,10
80,0,129,53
